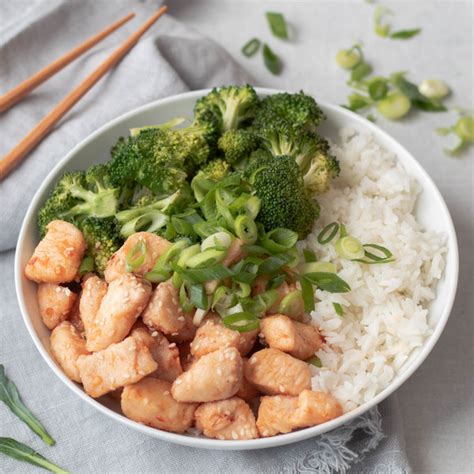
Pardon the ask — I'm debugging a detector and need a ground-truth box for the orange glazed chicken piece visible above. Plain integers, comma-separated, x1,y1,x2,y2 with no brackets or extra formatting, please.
37,283,77,330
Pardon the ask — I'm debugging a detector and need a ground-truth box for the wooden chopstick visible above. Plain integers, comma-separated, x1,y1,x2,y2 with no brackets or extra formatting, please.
0,12,135,113
0,6,168,181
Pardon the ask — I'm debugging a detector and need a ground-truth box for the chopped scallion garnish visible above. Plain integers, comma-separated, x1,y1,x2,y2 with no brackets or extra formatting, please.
222,312,260,333
79,255,94,275
261,228,298,254
234,214,258,245
266,12,289,40
334,236,365,260
241,38,261,57
317,222,340,244
302,272,351,293
125,240,147,273
333,302,344,317
303,249,317,263
278,290,304,322
307,356,322,368
262,43,281,75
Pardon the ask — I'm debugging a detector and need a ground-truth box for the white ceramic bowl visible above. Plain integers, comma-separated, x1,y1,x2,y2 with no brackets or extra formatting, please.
15,88,459,450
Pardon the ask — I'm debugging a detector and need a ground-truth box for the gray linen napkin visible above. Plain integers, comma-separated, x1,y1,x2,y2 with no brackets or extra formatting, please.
0,1,410,472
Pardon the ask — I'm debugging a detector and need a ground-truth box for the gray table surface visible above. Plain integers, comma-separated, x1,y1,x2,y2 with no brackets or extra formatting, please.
168,1,474,473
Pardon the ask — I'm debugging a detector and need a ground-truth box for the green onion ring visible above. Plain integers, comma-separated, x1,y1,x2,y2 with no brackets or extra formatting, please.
234,214,258,245
125,240,147,272
317,222,340,244
335,236,365,260
222,312,260,333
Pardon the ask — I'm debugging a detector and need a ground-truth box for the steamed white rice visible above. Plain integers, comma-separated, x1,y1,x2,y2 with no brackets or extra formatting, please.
303,128,447,412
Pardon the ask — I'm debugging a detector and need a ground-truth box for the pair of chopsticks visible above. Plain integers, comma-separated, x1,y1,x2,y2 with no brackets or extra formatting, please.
0,6,168,181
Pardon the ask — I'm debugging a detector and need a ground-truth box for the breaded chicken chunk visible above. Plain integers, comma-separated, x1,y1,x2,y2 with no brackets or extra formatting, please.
172,347,242,403
37,283,77,329
121,378,196,433
142,279,196,342
78,336,157,398
256,395,299,437
190,314,257,358
257,390,343,437
260,315,323,360
104,232,171,283
50,321,89,382
131,326,182,382
68,294,84,333
79,275,107,339
244,348,311,396
195,397,259,440
25,220,85,283
85,274,152,352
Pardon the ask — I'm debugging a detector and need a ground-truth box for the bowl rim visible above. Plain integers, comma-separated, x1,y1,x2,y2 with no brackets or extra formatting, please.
14,87,459,451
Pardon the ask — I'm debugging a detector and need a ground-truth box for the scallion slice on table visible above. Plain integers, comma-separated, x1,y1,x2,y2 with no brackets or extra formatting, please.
0,438,68,474
437,114,474,156
266,12,289,40
418,79,450,100
335,45,362,70
241,38,261,57
125,239,147,272
262,43,281,75
222,312,260,333
0,366,55,446
317,222,340,244
377,91,411,119
390,28,421,40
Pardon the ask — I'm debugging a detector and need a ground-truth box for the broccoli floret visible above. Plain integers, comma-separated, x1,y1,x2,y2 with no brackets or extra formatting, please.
249,155,320,239
194,85,259,133
80,217,122,275
253,91,325,134
191,158,231,202
218,129,260,166
108,137,141,189
37,166,119,236
115,189,191,238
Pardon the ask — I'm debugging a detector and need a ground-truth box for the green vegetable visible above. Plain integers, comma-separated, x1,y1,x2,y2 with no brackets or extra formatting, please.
377,92,411,119
0,438,68,474
351,62,372,82
263,43,282,75
248,289,279,313
266,12,289,39
79,256,94,275
334,236,365,260
234,214,258,244
307,356,322,368
201,232,233,251
176,263,235,284
278,290,304,321
186,248,226,268
303,249,317,263
212,286,237,315
125,240,147,272
317,222,339,244
145,239,190,283
261,228,298,254
373,5,392,37
390,28,421,39
222,312,260,333
0,366,55,446
333,302,344,317
437,115,474,156
335,46,362,70
345,93,372,112
241,38,261,57
190,283,209,309
418,79,450,100
179,283,194,313
258,252,294,275
217,129,260,167
352,244,395,264
302,272,351,293
368,78,389,101
300,277,315,312
300,261,336,274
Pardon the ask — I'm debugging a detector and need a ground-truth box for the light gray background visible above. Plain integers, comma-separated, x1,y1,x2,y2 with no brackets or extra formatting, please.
167,1,474,472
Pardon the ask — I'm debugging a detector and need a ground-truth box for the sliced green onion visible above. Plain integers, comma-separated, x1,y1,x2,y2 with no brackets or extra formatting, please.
303,249,317,263
215,189,235,228
175,263,235,284
339,223,347,238
179,283,194,313
300,261,336,274
455,116,474,142
190,283,209,310
241,244,271,257
333,302,344,317
145,239,189,283
251,289,280,314
172,271,183,288
351,62,372,82
345,93,372,112
278,290,304,321
186,248,226,268
125,240,147,273
266,274,286,291
307,356,322,368
263,43,281,75
352,244,395,264
193,221,223,239
130,116,188,137
242,196,261,220
373,5,392,37
258,253,293,275
261,228,298,254
266,12,288,40
177,244,201,267
335,236,365,260
79,256,94,275
193,308,209,326
390,28,421,40
234,282,251,298
368,77,389,101
201,232,233,252
241,38,261,57
335,46,362,70
222,312,260,333
212,286,237,316
234,214,258,244
302,272,351,293
317,222,340,244
377,92,411,119
300,277,315,313
286,247,300,268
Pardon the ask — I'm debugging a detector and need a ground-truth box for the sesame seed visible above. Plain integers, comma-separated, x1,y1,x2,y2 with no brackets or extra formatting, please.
174,379,182,385
279,385,285,393
262,430,269,437
55,287,62,293
231,431,238,440
168,343,177,348
217,368,223,376
250,358,257,365
177,316,185,322
151,331,158,337
171,332,179,336
240,428,245,436
163,391,170,396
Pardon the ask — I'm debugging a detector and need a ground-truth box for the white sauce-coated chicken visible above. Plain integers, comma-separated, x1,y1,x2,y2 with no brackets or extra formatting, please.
121,378,196,433
77,336,157,398
25,220,85,283
172,347,243,403
260,314,323,360
244,348,311,396
37,283,77,329
50,321,89,382
85,274,152,352
104,232,171,283
195,397,259,440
